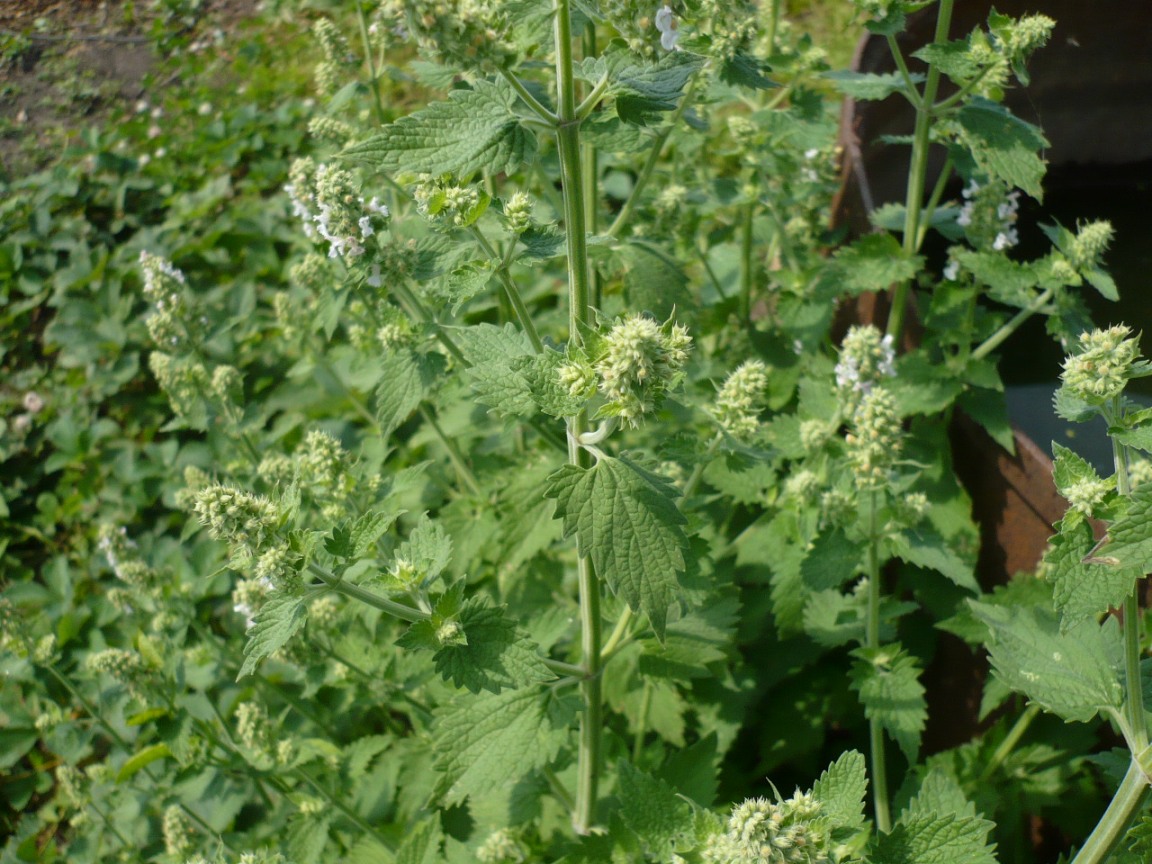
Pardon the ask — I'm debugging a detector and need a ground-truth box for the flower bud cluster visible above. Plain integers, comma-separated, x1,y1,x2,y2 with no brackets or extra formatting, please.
956,179,1021,251
1064,476,1113,518
253,543,303,595
569,314,692,428
312,18,358,94
140,251,191,348
56,764,87,809
163,805,196,859
375,0,516,68
997,13,1056,65
1060,325,1141,405
834,325,895,413
307,115,356,146
477,828,526,863
232,577,270,629
502,191,535,235
845,387,902,490
97,524,155,588
149,352,242,426
192,484,280,556
289,252,331,296
1067,220,1114,272
412,174,484,228
715,360,769,440
702,790,840,864
286,158,389,260
0,599,31,656
86,648,154,696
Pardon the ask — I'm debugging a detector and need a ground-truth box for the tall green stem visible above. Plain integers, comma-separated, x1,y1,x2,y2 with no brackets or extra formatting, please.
1071,757,1151,864
865,489,892,833
555,0,601,833
969,286,1055,362
887,0,954,344
1113,400,1149,753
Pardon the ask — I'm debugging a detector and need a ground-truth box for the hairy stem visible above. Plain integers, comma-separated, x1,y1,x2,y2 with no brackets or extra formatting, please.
354,0,387,126
555,0,601,833
969,286,1055,362
468,226,544,352
979,703,1039,782
887,0,954,344
308,563,428,621
1071,757,1151,864
866,489,892,833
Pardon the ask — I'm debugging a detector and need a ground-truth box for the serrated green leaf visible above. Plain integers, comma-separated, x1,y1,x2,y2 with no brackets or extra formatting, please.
903,768,977,821
969,600,1124,723
719,51,777,90
875,811,997,864
830,233,922,296
455,322,537,419
343,80,536,176
518,349,587,417
238,593,308,679
616,239,692,321
638,596,738,678
442,260,496,313
823,69,920,100
287,814,331,864
1086,265,1119,301
545,454,687,638
912,40,981,84
595,49,704,126
433,687,574,804
957,387,1015,454
115,743,171,782
849,646,926,763
800,527,865,591
616,761,693,858
1105,486,1152,571
1053,384,1096,423
433,598,552,693
655,734,719,808
349,510,402,559
955,99,1049,200
396,514,453,587
811,750,868,831
396,817,443,864
892,525,979,593
1112,423,1152,454
1052,443,1102,498
1047,517,1137,631
376,349,447,436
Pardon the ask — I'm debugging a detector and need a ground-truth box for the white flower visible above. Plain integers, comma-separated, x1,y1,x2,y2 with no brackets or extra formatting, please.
943,260,959,281
655,5,679,51
22,392,44,414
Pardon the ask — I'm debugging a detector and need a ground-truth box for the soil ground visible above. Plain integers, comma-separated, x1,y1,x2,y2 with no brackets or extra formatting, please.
0,0,260,177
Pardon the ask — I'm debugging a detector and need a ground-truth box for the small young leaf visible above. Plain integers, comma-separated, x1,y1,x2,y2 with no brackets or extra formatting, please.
1104,486,1152,571
810,750,868,831
115,742,171,782
287,814,331,864
969,600,1124,723
1048,516,1137,630
616,761,693,858
823,70,919,100
546,454,688,639
800,527,865,592
849,645,927,763
955,98,1049,200
395,817,443,864
829,233,922,296
455,322,537,420
433,598,553,693
237,593,308,680
718,51,777,91
376,349,447,436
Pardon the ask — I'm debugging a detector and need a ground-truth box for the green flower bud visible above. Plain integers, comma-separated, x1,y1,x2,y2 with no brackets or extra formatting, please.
502,190,534,235
163,805,196,858
477,828,526,863
1060,325,1141,405
1068,220,1114,271
845,386,902,490
307,115,356,145
594,314,692,428
715,360,769,440
192,484,280,554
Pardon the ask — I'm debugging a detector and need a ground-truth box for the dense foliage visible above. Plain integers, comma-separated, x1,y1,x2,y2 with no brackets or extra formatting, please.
5,2,1152,863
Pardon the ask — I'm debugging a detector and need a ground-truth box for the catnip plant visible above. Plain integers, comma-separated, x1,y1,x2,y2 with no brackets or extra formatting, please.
5,0,1151,862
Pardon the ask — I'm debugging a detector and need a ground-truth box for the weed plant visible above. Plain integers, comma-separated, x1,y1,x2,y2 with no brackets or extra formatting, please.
4,1,1152,863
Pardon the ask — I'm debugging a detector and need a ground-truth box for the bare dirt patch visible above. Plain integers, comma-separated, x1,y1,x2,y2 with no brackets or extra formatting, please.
0,0,260,177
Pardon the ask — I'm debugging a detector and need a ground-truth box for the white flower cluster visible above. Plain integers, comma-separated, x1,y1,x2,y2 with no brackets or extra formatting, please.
286,159,388,260
834,325,895,398
655,5,680,51
957,180,1020,251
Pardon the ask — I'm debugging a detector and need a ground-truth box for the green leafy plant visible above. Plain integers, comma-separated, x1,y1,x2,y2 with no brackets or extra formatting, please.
3,1,1151,863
